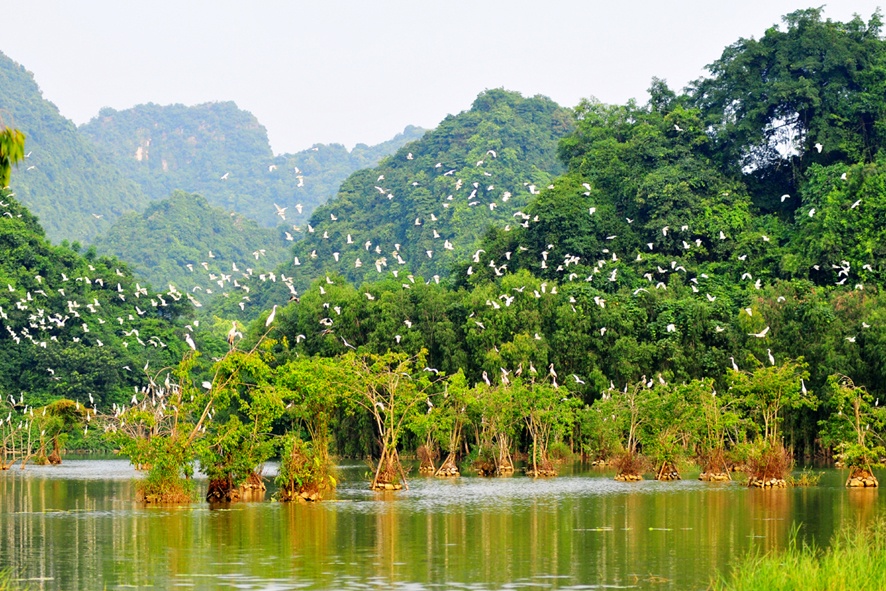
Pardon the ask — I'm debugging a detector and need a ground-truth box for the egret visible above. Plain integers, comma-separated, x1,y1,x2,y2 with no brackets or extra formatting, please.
266,304,278,327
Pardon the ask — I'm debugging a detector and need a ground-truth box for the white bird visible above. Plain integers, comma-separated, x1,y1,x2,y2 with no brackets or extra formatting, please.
185,333,196,351
814,142,823,153
266,304,278,327
809,208,816,217
801,379,807,395
781,194,791,202
729,356,739,371
767,349,775,365
748,326,770,338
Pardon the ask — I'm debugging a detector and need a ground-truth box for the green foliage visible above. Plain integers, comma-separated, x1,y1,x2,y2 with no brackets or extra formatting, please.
275,434,336,501
692,9,886,192
0,51,149,242
713,518,886,591
0,188,187,415
281,89,572,289
91,191,289,291
728,358,815,445
819,374,886,471
0,126,25,187
197,349,283,499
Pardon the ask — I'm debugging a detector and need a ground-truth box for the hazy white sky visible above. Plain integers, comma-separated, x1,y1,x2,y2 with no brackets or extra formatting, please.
4,2,883,154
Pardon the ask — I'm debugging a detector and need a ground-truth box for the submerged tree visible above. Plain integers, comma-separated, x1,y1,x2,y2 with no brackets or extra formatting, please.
466,381,520,476
689,379,745,481
199,350,283,503
640,382,694,481
274,356,351,500
593,380,651,481
345,350,437,491
520,380,578,478
729,358,815,485
820,375,886,487
32,399,88,465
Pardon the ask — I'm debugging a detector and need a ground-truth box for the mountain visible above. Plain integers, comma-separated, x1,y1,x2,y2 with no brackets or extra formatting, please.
91,191,291,293
0,51,148,243
282,88,573,289
79,102,425,226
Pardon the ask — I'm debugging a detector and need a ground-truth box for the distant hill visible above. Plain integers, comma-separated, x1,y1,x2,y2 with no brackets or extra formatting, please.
285,88,573,287
206,88,573,321
80,102,425,226
91,191,291,293
0,51,148,243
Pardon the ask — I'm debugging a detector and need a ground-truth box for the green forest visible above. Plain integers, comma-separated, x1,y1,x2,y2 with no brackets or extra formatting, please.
3,8,886,501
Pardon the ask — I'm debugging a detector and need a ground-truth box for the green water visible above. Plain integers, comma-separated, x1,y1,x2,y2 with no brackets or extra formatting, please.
0,460,883,590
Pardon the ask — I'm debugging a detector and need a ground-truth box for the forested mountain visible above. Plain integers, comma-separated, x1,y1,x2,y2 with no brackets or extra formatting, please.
0,187,190,413
228,9,886,458
80,102,425,226
91,191,290,292
3,8,886,468
0,51,148,243
282,89,572,288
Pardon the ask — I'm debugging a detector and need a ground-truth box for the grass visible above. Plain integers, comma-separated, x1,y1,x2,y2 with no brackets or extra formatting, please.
712,518,886,590
0,570,21,590
787,467,824,486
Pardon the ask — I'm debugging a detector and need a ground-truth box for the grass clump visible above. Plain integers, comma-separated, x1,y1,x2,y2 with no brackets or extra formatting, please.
0,570,21,591
787,467,823,487
713,518,886,590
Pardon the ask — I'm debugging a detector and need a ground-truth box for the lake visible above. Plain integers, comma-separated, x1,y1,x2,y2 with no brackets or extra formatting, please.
0,460,882,590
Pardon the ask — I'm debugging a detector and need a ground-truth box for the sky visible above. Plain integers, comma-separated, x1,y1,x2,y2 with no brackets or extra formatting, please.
4,1,883,155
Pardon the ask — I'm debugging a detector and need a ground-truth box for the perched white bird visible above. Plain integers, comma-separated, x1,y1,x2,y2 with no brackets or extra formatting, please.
265,304,278,327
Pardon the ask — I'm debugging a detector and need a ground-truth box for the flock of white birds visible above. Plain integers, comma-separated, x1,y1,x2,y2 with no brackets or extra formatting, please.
0,131,873,443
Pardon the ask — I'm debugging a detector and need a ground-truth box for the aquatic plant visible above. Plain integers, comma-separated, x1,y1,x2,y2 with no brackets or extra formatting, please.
713,518,886,590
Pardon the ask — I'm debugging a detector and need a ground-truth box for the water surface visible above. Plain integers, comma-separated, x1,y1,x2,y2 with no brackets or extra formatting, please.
0,460,882,590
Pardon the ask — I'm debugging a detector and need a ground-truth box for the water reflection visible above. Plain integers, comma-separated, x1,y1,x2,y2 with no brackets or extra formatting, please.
0,462,883,590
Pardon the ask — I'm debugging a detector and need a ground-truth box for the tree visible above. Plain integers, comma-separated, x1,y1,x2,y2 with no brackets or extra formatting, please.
819,374,886,486
274,356,350,500
344,350,438,490
728,358,815,484
691,9,886,197
0,125,25,187
592,380,651,480
199,349,284,502
520,381,579,477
